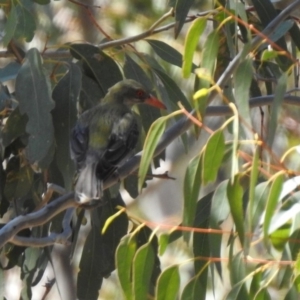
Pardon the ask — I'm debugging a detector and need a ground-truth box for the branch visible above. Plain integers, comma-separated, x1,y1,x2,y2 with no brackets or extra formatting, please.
10,208,74,247
0,193,77,248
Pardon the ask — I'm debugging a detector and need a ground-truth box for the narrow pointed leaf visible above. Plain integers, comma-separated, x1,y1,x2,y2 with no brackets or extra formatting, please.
133,242,155,300
251,182,270,233
267,73,287,147
180,275,202,300
183,18,207,78
138,111,180,191
116,235,137,300
234,58,253,126
147,39,196,71
183,154,201,241
202,129,225,184
174,0,195,38
227,175,245,246
52,63,81,190
156,265,180,300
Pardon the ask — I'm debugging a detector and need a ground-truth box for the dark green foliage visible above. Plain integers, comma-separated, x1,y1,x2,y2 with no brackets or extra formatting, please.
1,1,300,299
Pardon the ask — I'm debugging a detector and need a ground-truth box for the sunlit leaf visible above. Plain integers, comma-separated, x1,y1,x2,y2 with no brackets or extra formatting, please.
133,242,155,300
183,18,207,78
270,223,291,251
156,265,180,300
116,235,137,300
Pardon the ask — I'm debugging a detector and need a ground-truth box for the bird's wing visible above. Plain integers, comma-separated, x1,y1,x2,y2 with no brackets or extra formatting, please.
97,112,139,180
70,122,89,170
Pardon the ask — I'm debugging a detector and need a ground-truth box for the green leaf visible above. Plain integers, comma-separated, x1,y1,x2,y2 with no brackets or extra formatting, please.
155,70,191,111
156,265,180,300
183,154,201,241
202,129,225,184
174,0,195,38
200,29,219,80
154,68,191,110
245,145,260,253
254,288,271,300
269,223,291,251
210,181,230,278
180,274,202,300
52,63,81,190
158,233,169,256
133,242,155,300
193,193,213,300
15,48,55,166
211,180,230,224
269,191,300,234
234,58,253,126
20,247,42,300
251,0,292,70
247,146,260,231
69,43,123,96
284,286,299,300
138,112,178,191
227,252,249,300
193,29,219,116
79,73,102,111
147,39,195,70
2,107,28,147
124,54,162,137
263,173,284,243
267,73,287,147
227,175,245,246
116,235,137,300
124,54,153,91
183,18,207,78
3,1,36,46
251,181,270,233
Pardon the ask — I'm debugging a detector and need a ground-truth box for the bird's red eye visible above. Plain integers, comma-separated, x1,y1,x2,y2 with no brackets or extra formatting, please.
136,89,145,98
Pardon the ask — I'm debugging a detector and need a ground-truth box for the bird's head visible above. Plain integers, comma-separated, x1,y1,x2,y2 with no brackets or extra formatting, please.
105,79,166,109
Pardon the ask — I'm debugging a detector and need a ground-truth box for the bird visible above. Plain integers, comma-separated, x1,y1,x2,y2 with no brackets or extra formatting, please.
70,79,166,203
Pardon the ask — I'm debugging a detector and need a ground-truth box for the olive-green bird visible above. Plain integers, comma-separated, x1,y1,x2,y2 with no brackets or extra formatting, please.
70,79,166,203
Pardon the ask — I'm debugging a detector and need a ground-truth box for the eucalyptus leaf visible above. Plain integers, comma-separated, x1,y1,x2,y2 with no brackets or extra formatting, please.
15,48,55,166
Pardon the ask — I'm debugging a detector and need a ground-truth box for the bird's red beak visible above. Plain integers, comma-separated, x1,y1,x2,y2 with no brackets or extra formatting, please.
145,95,166,109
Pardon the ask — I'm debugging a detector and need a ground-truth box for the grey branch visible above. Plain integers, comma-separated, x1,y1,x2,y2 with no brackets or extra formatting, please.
10,208,74,247
0,193,76,248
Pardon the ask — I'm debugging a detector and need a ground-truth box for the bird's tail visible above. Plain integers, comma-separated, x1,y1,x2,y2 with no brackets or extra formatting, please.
75,163,103,203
